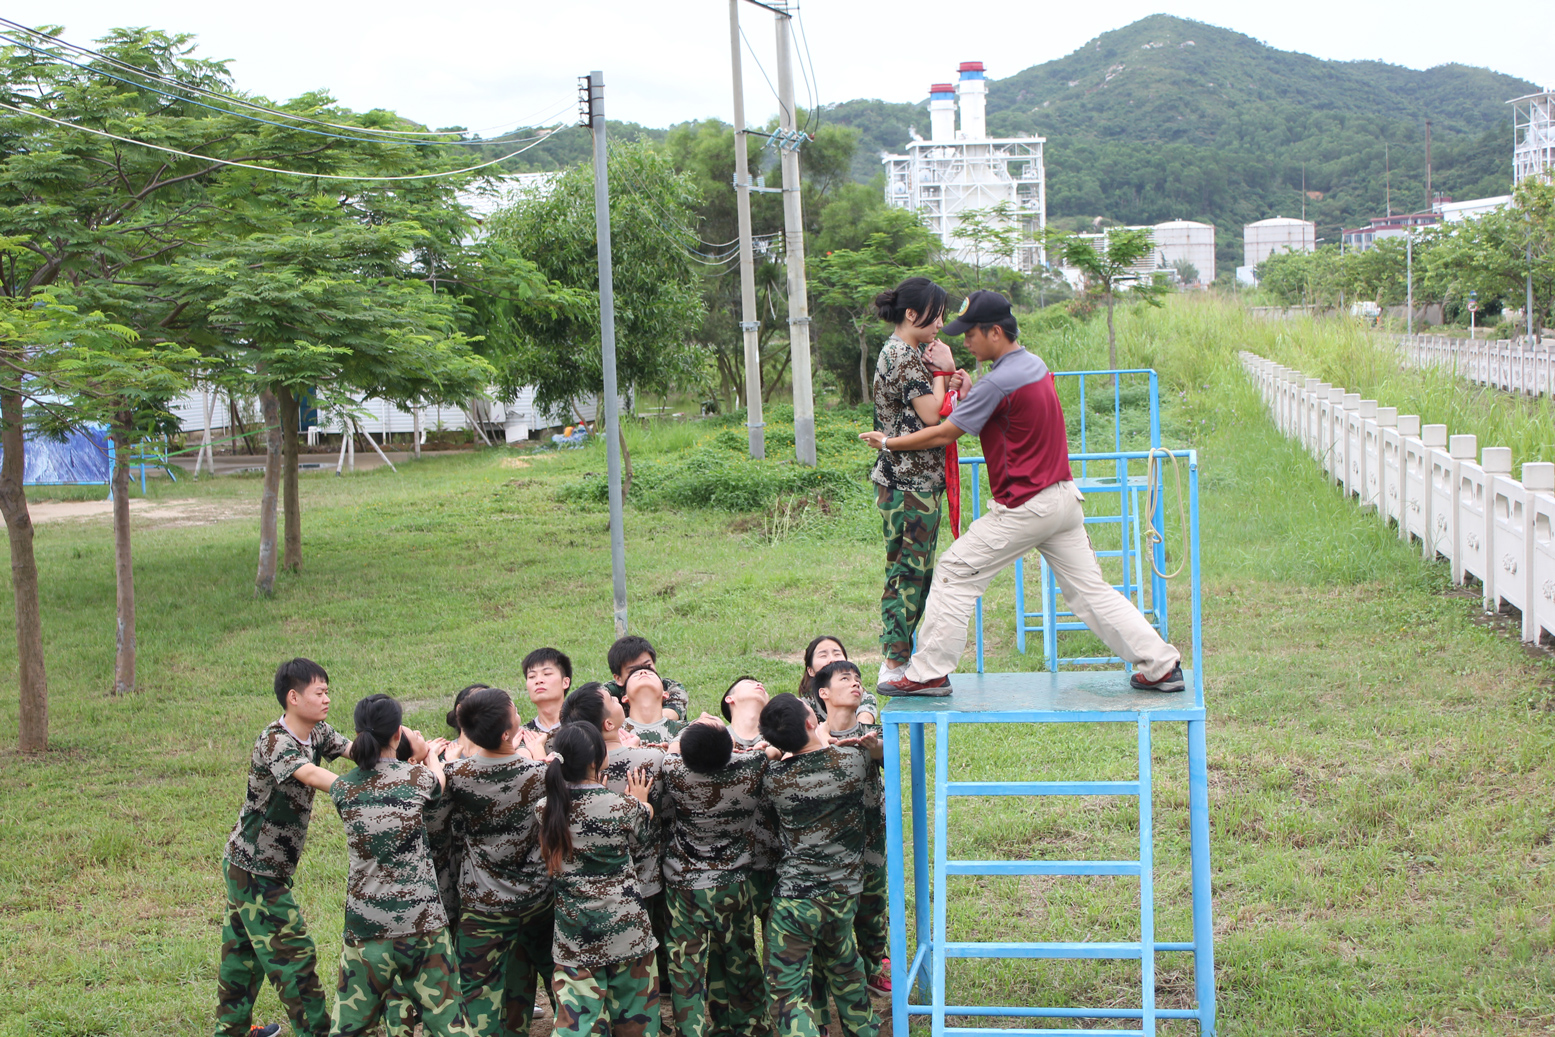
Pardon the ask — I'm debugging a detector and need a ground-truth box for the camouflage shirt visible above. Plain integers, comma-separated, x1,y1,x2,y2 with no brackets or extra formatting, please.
661,750,766,889
829,721,887,868
540,784,658,968
602,745,668,897
425,792,461,922
329,759,448,944
224,718,350,880
760,744,869,898
732,730,780,872
623,717,687,745
870,334,945,493
522,717,561,736
603,676,689,721
444,753,551,913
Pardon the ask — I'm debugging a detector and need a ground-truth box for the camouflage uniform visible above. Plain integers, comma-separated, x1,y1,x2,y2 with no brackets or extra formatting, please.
624,716,688,745
870,334,946,668
604,745,671,995
828,723,888,984
730,731,779,928
760,745,877,1037
540,784,661,1037
215,718,348,1037
327,759,466,1035
445,752,555,1037
662,751,768,1037
604,675,690,721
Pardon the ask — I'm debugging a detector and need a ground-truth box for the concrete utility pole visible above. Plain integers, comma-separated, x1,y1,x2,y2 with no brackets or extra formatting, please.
1406,230,1414,337
586,71,629,636
729,0,765,459
774,8,817,466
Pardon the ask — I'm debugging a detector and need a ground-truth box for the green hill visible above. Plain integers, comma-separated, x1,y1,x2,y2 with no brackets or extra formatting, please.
824,14,1538,274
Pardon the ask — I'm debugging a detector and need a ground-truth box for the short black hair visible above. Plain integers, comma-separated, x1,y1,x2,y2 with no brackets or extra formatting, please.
607,635,656,677
447,683,491,732
813,660,862,692
721,674,759,721
523,647,573,680
681,722,734,774
274,658,329,709
560,683,607,731
974,316,1019,343
459,687,515,751
759,693,811,754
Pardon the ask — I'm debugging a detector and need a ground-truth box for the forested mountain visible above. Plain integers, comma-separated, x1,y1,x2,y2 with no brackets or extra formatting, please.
820,14,1538,273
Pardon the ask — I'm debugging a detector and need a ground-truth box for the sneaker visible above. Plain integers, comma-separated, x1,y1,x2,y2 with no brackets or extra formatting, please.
247,1027,281,1037
533,1002,546,1020
877,674,952,697
867,959,892,996
878,661,907,685
1129,664,1185,693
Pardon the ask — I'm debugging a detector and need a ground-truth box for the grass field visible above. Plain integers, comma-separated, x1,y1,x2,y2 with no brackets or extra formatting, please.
2,297,1553,1036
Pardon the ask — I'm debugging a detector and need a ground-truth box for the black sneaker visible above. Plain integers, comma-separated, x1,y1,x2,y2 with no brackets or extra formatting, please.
1129,664,1185,693
247,1026,281,1037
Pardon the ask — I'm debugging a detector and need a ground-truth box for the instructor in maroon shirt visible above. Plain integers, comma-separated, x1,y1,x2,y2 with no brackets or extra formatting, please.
860,290,1184,697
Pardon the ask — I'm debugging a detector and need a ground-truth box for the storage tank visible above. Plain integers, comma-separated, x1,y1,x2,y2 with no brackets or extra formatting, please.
1244,217,1315,269
1151,220,1216,285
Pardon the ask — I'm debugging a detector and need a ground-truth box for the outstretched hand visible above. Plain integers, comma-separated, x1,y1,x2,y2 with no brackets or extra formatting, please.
859,430,887,450
518,729,548,760
624,766,653,807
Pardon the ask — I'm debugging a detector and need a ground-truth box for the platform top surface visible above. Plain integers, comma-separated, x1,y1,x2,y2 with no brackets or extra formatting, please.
879,669,1199,718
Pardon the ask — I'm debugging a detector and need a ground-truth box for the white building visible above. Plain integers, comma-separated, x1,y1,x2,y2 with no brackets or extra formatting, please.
1513,91,1554,186
1151,220,1216,285
1436,195,1512,222
883,62,1047,272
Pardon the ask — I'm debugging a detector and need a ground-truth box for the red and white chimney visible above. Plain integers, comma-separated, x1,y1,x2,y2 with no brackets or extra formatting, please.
928,83,956,142
957,61,986,139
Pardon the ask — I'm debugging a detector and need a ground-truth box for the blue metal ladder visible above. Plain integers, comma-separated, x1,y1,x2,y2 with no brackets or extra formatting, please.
882,443,1215,1037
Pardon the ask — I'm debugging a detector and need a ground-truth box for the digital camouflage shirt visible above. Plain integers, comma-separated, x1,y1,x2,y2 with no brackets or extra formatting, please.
444,753,551,913
829,721,887,868
760,744,869,898
623,716,687,745
732,730,780,872
661,750,766,889
870,334,945,494
224,718,350,880
603,675,690,721
329,759,448,943
602,745,668,897
540,784,658,968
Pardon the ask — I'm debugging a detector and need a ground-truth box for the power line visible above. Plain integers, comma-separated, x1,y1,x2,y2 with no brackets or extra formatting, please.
795,4,822,137
0,100,558,181
739,25,787,124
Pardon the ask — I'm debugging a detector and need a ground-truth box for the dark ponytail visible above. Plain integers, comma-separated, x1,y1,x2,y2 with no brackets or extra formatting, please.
447,683,490,732
459,687,515,751
539,723,609,875
874,276,947,328
351,694,403,768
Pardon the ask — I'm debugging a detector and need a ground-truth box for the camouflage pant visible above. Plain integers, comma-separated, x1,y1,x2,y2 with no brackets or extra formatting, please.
766,893,878,1037
553,952,661,1037
855,865,888,977
646,889,672,1008
329,928,467,1037
457,898,556,1037
665,883,764,1037
877,486,943,666
214,858,329,1037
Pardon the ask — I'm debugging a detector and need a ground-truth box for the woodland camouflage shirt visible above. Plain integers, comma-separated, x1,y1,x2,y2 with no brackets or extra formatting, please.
329,759,448,943
829,721,887,868
602,745,669,896
603,675,690,721
444,753,551,913
732,730,780,872
661,750,766,889
225,718,350,880
870,334,945,494
541,784,658,968
760,743,869,898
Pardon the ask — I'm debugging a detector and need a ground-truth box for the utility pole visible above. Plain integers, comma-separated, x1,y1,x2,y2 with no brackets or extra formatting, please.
1406,230,1413,337
1530,244,1538,343
585,71,629,636
1424,119,1433,209
729,0,765,459
774,6,817,466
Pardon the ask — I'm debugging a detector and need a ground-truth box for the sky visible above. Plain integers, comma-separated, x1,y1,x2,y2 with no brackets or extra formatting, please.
11,1,1554,135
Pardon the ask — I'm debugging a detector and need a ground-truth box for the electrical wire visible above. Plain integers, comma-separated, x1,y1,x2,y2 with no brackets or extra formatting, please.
739,25,787,125
0,100,559,181
795,3,822,138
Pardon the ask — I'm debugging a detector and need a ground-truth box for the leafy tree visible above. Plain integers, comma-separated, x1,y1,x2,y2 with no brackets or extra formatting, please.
1170,259,1200,286
1053,228,1166,365
1423,176,1555,333
953,203,1023,285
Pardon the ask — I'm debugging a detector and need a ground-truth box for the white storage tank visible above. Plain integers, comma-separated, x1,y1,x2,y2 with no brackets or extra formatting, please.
1151,220,1216,285
1244,217,1315,270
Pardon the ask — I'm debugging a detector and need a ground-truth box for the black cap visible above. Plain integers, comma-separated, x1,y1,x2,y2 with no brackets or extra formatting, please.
942,290,1013,336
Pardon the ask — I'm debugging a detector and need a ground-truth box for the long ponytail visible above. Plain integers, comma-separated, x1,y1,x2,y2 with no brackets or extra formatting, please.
351,694,403,768
539,722,608,875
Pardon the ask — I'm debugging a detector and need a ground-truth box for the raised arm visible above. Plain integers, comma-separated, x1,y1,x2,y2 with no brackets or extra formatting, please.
292,762,339,792
860,416,966,453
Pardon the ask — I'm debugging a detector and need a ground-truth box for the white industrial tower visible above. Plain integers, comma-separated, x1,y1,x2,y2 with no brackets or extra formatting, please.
1512,91,1555,185
883,62,1047,271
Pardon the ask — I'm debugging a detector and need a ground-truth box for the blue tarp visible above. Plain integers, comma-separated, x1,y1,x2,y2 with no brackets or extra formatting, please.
0,427,112,485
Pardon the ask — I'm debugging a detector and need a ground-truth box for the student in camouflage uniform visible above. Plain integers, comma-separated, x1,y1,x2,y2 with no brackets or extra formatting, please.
661,719,771,1037
757,694,881,1037
522,648,573,738
216,658,349,1037
443,687,556,1037
868,277,965,684
603,634,690,720
326,694,466,1037
721,677,778,928
538,722,661,1037
794,637,878,728
621,666,688,745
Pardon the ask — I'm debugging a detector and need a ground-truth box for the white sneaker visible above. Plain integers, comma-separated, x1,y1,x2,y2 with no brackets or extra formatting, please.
878,661,907,685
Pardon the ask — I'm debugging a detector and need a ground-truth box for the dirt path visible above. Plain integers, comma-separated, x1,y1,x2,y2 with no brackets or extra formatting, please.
30,496,257,527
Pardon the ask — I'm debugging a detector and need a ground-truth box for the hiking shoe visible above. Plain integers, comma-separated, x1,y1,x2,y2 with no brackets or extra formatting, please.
878,661,907,685
867,958,892,996
1129,664,1185,693
247,1026,281,1037
877,674,952,697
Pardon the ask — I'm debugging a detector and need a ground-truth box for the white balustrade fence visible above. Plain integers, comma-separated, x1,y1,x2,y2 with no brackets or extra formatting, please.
1242,352,1555,644
1397,334,1554,397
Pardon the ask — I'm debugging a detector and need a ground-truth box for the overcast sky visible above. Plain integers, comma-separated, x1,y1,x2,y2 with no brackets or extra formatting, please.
13,1,1554,134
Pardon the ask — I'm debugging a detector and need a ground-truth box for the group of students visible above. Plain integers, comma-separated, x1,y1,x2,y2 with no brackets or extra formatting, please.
219,634,890,1037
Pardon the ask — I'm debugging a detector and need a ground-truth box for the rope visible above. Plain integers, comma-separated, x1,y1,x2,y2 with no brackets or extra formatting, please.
1144,447,1187,579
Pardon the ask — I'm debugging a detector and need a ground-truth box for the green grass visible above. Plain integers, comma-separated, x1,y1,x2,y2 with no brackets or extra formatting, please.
2,296,1553,1035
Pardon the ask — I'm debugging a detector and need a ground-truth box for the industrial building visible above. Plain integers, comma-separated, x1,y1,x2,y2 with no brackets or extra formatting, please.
1242,216,1315,274
1340,210,1440,252
1513,90,1554,185
882,62,1047,271
1055,219,1215,291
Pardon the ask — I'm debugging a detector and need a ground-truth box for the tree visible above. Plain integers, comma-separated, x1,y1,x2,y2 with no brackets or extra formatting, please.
1170,259,1200,286
953,203,1023,286
1054,228,1167,366
1424,176,1555,333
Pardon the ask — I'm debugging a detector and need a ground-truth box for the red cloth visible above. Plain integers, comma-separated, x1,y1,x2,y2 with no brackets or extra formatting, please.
933,372,963,538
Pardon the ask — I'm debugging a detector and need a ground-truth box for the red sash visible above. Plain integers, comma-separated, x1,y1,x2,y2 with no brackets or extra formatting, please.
933,372,963,538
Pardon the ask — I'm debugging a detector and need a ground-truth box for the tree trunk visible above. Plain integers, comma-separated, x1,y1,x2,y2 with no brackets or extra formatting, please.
858,324,872,404
0,390,47,751
255,389,282,597
617,423,633,499
1105,291,1118,369
110,416,136,696
277,383,302,573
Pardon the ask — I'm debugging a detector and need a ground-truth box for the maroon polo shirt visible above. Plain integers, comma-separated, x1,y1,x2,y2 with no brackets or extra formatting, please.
946,347,1071,508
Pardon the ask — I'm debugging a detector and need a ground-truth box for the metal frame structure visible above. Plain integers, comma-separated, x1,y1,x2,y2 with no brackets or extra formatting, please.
881,446,1214,1037
883,138,1047,272
1512,91,1555,186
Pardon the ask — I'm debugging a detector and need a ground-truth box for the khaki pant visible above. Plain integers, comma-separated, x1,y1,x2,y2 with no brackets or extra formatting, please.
903,480,1180,682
